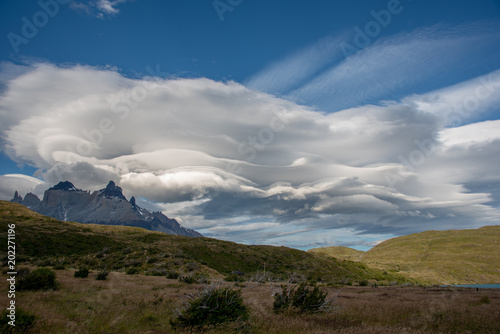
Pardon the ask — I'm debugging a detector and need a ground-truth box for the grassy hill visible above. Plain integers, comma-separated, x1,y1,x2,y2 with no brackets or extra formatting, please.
308,226,500,284
308,246,365,261
0,201,407,285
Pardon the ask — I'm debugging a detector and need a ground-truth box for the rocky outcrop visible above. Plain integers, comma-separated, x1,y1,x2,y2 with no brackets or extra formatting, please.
12,181,202,238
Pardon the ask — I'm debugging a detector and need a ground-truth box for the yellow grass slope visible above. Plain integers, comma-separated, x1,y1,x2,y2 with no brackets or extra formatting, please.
309,226,500,285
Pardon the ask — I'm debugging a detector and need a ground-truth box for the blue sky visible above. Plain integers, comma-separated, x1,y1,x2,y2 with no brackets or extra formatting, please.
1,0,500,250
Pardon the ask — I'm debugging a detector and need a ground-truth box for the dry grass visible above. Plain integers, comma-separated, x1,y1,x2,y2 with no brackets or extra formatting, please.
310,226,500,285
2,269,499,333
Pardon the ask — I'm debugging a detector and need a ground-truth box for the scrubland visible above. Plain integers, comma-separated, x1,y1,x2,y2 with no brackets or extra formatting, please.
1,269,499,333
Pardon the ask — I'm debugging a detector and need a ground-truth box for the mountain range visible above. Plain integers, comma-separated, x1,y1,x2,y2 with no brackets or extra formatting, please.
11,180,202,238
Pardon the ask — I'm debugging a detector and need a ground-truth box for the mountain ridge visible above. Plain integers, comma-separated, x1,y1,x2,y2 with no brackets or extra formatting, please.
11,180,202,238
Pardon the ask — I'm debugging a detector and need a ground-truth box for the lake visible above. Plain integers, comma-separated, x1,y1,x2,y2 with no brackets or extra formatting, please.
442,284,500,289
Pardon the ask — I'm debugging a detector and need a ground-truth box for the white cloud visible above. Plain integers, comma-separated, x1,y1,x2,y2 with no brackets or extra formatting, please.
70,0,129,19
404,70,500,126
0,62,499,249
0,174,45,200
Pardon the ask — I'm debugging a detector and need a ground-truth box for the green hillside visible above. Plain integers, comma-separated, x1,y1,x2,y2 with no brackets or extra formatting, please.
308,226,500,284
308,246,365,261
0,201,407,285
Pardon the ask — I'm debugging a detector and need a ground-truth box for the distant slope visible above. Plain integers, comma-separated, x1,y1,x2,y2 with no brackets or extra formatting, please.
309,226,500,285
0,201,408,284
308,246,365,261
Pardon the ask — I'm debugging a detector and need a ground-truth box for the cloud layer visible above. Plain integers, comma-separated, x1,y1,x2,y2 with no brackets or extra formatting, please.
0,62,499,249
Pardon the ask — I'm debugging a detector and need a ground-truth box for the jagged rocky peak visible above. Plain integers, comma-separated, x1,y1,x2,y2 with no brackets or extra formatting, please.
10,180,203,237
22,193,41,207
49,181,81,192
11,191,23,204
98,181,127,200
130,196,136,208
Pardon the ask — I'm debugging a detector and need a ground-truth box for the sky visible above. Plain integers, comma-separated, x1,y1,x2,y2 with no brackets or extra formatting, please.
0,0,500,251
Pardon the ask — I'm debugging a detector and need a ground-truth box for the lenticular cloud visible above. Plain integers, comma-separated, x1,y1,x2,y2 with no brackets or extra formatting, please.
0,62,498,247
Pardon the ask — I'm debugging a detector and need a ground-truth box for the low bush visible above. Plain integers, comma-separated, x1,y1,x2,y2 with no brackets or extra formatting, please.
74,267,89,278
225,273,246,282
146,268,167,276
170,285,248,329
0,308,36,333
18,268,58,291
126,267,140,275
96,270,109,280
359,280,369,286
178,274,196,284
166,271,180,279
273,282,332,313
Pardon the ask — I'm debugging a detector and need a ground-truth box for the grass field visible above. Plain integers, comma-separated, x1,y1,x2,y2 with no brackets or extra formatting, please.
1,269,499,333
308,226,500,285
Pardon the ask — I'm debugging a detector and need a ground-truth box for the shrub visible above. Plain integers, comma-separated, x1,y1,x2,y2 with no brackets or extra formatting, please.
74,268,89,278
186,262,199,271
126,267,140,275
18,268,58,291
225,273,246,282
359,280,369,286
170,285,248,329
146,268,167,276
479,296,490,305
96,270,109,280
273,282,331,313
179,274,196,284
166,271,180,279
0,308,36,333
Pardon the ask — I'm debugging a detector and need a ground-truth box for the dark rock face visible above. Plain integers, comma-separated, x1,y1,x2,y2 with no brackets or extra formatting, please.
12,181,202,238
98,181,127,201
11,191,22,204
22,193,41,208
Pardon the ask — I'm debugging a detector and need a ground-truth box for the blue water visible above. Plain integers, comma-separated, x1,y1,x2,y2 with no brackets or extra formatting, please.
442,284,500,289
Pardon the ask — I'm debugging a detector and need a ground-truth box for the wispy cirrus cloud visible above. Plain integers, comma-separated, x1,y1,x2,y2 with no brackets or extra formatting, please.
249,24,500,113
245,34,346,96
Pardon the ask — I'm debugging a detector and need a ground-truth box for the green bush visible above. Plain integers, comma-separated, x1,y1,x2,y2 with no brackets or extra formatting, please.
166,271,179,279
225,273,246,282
18,268,58,291
273,282,329,313
126,267,140,275
146,268,167,276
74,268,89,278
0,308,36,333
178,274,196,284
359,280,369,286
170,285,248,329
96,270,109,280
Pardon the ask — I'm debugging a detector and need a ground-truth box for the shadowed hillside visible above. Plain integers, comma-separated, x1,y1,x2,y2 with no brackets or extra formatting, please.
0,201,408,285
308,226,500,284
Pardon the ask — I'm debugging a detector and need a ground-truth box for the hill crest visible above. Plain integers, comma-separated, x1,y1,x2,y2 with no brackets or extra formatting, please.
308,226,500,284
